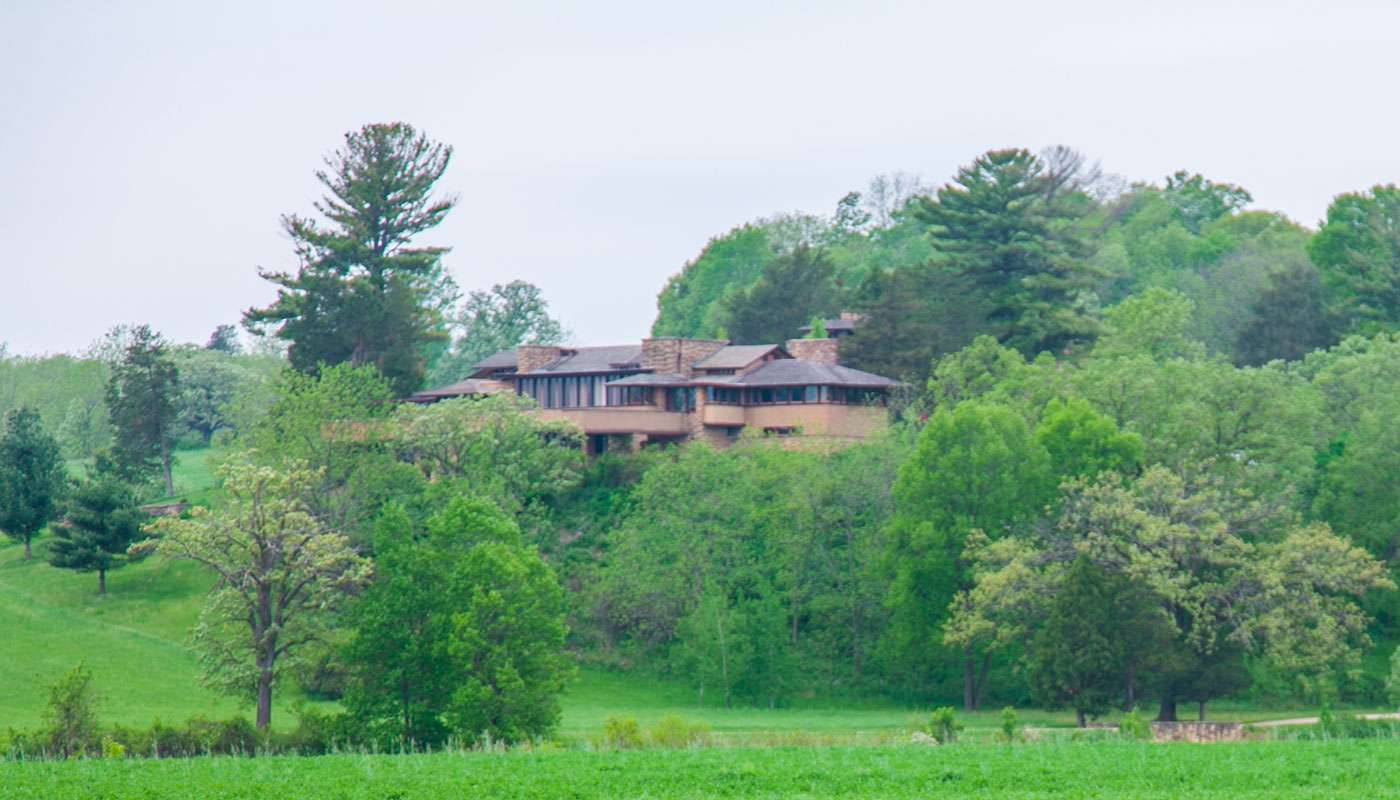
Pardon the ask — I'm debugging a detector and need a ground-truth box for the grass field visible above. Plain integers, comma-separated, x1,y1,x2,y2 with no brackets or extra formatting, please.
6,740,1400,799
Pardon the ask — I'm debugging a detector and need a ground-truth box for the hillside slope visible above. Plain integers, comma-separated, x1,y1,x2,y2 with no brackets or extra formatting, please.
0,536,319,731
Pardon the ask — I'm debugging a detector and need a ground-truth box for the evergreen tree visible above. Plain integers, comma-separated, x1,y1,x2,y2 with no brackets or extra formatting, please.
1028,553,1124,727
0,407,67,560
105,325,179,496
245,123,458,396
841,261,985,382
721,245,841,344
916,149,1102,356
1234,262,1335,365
48,476,143,595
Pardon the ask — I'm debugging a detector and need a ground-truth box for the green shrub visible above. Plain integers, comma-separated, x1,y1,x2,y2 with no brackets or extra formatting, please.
927,707,963,744
647,714,710,749
600,715,643,750
997,707,1021,744
101,737,126,759
1119,707,1152,741
40,664,100,758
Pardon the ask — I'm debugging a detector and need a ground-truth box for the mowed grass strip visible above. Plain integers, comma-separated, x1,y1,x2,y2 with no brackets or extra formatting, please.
5,740,1400,800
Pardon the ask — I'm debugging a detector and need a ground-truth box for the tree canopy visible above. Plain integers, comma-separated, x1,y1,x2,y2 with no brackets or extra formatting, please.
245,122,458,396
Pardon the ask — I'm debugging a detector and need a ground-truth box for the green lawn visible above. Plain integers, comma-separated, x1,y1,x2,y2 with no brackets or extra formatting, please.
559,669,1087,737
0,527,326,731
64,446,232,505
7,740,1400,799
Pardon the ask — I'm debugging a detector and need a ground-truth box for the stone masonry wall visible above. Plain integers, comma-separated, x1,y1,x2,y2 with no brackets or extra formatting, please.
516,345,563,374
785,338,840,366
641,338,727,378
1150,722,1242,743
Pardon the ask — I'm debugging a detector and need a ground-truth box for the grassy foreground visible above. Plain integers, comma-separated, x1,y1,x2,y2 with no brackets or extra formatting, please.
5,740,1400,799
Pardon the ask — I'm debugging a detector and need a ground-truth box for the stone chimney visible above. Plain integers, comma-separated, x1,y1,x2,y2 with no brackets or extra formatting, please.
786,338,840,366
515,345,564,374
642,337,728,377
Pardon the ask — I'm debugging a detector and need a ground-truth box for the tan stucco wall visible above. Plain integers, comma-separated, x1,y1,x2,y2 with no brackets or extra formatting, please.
538,407,690,436
740,404,887,439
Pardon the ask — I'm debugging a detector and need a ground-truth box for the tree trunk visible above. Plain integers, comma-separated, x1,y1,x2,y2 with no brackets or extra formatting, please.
1198,701,1206,722
1157,694,1178,722
402,678,411,744
160,437,174,497
973,652,991,710
202,428,213,447
716,607,731,710
1125,665,1135,711
964,659,975,711
98,569,105,596
23,535,31,561
851,603,862,681
1076,707,1085,728
256,671,273,730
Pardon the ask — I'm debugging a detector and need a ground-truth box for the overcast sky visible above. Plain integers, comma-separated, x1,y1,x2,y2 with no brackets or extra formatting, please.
3,0,1398,356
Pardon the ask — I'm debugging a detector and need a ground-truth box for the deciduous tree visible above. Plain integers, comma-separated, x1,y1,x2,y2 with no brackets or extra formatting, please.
948,465,1391,721
427,280,566,387
1307,184,1400,335
883,400,1052,708
141,455,372,729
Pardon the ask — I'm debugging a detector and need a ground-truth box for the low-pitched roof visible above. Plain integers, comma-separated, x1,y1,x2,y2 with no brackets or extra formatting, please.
470,349,519,372
408,378,500,402
798,318,859,334
527,345,644,375
720,360,899,388
606,373,692,387
693,344,787,370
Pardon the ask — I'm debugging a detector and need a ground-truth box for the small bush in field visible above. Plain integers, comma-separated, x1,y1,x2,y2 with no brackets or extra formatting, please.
41,664,100,759
997,707,1021,743
600,715,643,749
1119,707,1152,741
647,714,710,749
926,707,963,744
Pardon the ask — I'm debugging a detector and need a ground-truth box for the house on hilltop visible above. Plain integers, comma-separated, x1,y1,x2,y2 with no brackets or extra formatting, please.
410,329,898,454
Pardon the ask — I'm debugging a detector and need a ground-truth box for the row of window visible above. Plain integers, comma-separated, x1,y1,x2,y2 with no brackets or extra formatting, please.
705,385,883,406
518,376,883,410
518,374,640,409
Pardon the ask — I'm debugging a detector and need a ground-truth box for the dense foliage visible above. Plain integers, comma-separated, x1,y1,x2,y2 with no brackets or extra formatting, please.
11,133,1400,739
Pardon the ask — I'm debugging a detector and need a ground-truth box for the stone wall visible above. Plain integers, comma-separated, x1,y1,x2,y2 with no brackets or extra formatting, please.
785,337,840,366
1150,722,1242,743
516,345,563,374
641,338,728,378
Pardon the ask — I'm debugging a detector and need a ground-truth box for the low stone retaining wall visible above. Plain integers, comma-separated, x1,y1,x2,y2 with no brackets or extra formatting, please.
1150,721,1242,742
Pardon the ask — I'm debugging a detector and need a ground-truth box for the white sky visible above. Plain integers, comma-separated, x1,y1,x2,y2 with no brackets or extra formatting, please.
3,0,1398,356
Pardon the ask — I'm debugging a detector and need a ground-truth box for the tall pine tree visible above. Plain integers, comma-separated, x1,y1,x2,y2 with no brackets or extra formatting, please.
246,123,458,396
105,325,179,496
916,149,1102,356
